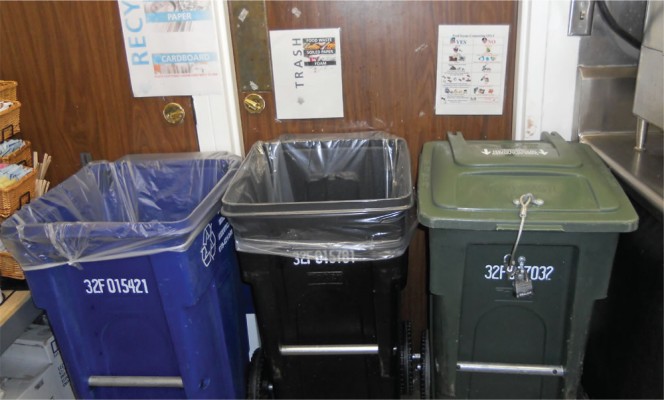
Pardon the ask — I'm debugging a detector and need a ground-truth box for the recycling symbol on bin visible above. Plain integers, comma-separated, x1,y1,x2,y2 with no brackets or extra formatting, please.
201,223,217,267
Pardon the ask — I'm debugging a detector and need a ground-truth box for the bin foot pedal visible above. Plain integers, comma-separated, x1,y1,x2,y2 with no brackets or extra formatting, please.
88,375,184,388
456,362,565,377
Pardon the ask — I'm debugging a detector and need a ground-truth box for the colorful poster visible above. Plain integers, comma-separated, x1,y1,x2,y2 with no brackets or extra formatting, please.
270,28,344,120
117,0,223,97
435,25,510,115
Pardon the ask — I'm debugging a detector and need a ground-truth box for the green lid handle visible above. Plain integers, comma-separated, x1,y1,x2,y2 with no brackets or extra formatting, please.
540,131,580,162
448,130,574,160
540,131,571,151
449,131,568,150
447,131,466,157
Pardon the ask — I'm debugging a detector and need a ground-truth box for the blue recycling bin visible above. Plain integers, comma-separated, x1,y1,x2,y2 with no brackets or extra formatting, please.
0,152,248,399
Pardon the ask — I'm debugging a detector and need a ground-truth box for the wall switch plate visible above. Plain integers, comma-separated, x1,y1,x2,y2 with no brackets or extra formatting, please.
568,0,595,36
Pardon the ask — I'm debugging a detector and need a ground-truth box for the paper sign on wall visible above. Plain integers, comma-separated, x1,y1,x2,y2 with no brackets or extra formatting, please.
270,28,344,120
435,25,510,115
117,0,223,97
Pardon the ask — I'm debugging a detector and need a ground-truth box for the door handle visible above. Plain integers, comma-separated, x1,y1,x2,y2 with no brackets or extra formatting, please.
163,102,185,125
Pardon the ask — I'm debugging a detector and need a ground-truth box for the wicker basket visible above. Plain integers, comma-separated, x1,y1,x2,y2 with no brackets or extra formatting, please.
0,81,17,101
0,100,20,140
0,167,36,218
0,140,32,167
0,250,23,280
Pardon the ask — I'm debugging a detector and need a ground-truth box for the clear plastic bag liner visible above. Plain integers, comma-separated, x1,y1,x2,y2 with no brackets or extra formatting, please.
221,132,417,261
0,152,241,270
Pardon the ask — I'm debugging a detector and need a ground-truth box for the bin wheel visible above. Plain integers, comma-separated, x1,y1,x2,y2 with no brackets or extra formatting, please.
247,348,272,399
399,320,414,395
420,330,431,399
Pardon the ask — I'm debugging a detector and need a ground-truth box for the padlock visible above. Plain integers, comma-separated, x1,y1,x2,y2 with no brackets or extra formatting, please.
513,256,533,299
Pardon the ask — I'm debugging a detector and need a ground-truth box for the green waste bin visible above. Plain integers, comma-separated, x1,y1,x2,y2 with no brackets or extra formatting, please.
417,132,638,399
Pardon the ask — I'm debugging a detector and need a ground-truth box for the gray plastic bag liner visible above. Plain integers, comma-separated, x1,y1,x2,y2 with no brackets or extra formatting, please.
0,152,241,271
221,132,417,261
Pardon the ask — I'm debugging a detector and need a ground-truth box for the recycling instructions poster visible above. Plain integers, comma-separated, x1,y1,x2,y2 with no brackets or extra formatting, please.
118,0,223,97
435,25,510,115
269,28,344,120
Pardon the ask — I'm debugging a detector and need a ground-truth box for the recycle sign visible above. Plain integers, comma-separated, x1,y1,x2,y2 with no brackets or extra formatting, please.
201,223,216,267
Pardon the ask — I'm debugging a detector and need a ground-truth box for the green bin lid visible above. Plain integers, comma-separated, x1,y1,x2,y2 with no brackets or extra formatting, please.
417,132,638,232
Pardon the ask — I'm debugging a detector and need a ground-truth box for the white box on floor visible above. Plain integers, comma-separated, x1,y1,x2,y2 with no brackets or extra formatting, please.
0,324,74,399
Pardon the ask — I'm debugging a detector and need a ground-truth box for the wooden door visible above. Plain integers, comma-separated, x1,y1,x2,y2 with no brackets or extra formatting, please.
0,1,200,186
229,0,519,347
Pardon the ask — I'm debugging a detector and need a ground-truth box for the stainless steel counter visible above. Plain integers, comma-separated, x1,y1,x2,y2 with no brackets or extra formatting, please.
580,131,663,214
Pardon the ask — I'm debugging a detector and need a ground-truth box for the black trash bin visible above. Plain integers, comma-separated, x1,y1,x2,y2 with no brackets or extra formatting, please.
221,132,417,399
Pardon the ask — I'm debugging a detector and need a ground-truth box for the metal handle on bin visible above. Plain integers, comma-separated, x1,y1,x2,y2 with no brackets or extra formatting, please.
457,361,566,377
88,375,184,388
279,344,379,356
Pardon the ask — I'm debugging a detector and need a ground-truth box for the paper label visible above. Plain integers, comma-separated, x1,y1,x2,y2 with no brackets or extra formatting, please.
270,28,344,119
435,25,510,115
118,0,223,97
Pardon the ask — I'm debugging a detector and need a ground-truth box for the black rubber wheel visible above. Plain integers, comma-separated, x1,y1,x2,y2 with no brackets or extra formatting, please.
247,348,272,399
420,330,431,400
399,320,414,395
